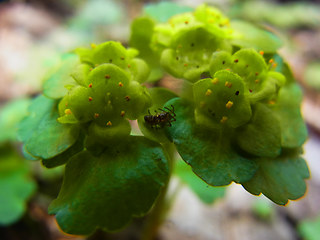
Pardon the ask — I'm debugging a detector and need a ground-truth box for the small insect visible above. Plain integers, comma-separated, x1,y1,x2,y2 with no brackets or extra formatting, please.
144,105,176,128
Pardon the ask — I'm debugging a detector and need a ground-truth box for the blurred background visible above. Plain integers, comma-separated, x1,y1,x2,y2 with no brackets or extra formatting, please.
0,0,320,239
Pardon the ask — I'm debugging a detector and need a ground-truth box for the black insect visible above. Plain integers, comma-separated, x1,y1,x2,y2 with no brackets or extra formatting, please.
144,105,176,128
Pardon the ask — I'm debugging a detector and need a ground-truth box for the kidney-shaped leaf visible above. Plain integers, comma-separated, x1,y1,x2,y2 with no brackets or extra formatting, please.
165,98,257,186
49,136,169,235
273,84,308,148
236,103,282,158
242,149,309,205
18,95,80,159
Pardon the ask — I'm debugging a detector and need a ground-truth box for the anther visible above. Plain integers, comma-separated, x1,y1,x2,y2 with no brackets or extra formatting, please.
118,82,123,87
64,109,72,115
88,97,93,101
226,101,233,109
120,111,125,117
94,113,99,118
255,79,259,84
234,59,239,63
105,74,110,79
107,121,112,126
91,43,96,49
259,51,264,55
211,78,219,84
225,81,232,88
125,96,130,101
205,89,212,96
88,83,93,88
220,116,228,123
269,59,274,64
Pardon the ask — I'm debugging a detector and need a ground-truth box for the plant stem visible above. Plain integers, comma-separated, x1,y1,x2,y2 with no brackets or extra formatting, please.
141,142,175,240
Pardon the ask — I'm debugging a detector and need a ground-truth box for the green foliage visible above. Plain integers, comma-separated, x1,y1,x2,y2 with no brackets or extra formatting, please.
0,99,30,143
130,17,164,82
49,136,168,234
18,95,80,160
12,2,309,236
299,215,320,240
243,149,309,205
43,53,79,99
165,98,258,186
252,198,274,220
0,147,36,225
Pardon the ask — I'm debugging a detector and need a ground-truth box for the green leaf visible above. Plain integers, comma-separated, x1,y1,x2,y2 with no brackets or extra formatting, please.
43,53,79,99
174,159,226,204
165,98,257,186
272,84,307,148
129,17,163,82
252,198,274,220
144,2,193,23
242,149,309,205
230,21,282,53
0,149,36,225
49,136,169,235
41,133,84,168
18,95,80,159
0,98,30,144
271,54,296,84
298,215,320,240
70,63,92,86
236,103,281,158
